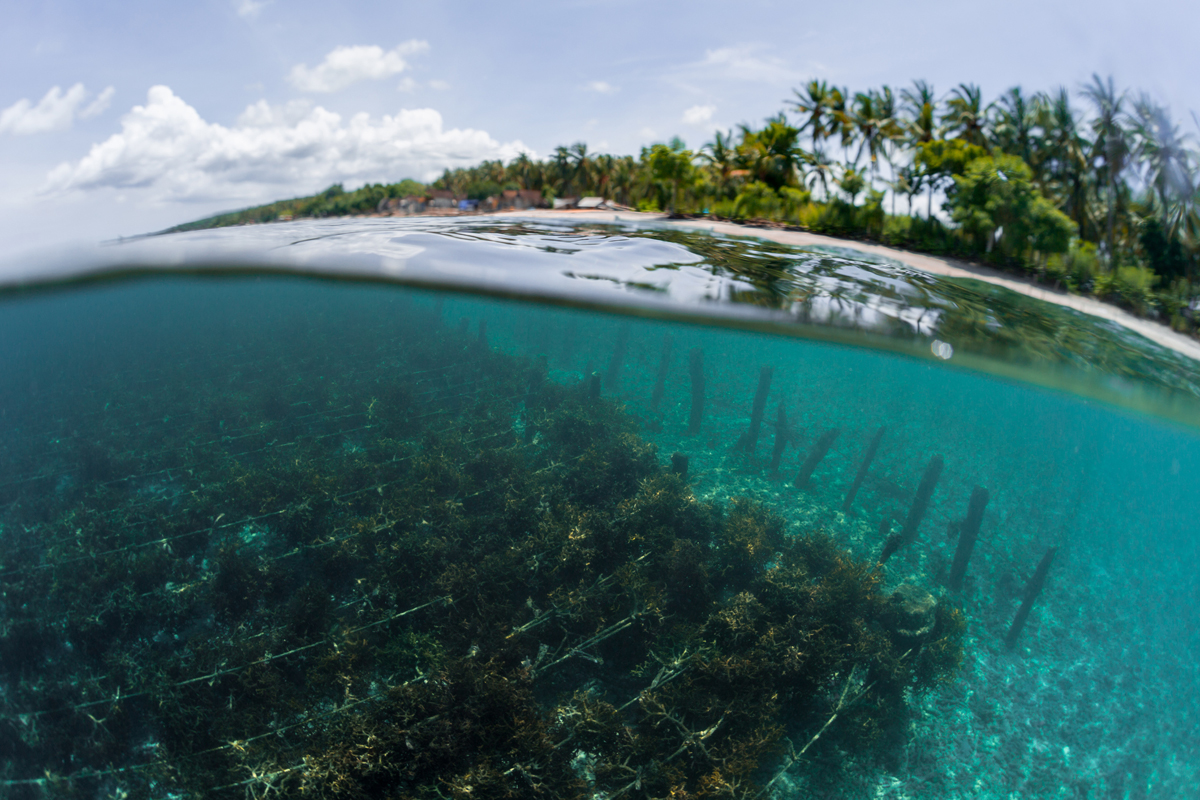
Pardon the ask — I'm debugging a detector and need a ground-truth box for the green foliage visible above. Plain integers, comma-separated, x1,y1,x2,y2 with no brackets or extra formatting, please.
166,179,430,231
1046,239,1101,291
1139,218,1191,281
947,153,1074,258
1095,264,1160,314
643,139,698,213
737,116,806,190
839,167,867,203
915,139,988,180
732,181,783,219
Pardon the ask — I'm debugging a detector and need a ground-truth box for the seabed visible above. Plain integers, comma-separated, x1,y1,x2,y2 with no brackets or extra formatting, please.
0,276,1195,799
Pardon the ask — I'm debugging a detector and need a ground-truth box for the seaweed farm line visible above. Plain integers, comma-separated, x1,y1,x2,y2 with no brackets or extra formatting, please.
0,277,1196,799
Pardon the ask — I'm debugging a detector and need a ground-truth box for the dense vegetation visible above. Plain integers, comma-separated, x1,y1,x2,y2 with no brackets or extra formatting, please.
169,178,428,232
172,75,1200,335
0,291,963,798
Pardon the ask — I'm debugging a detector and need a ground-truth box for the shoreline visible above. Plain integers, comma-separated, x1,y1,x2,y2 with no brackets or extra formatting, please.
498,208,1200,364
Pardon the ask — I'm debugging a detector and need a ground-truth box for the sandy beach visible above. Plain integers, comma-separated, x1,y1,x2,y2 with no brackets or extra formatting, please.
506,208,1200,364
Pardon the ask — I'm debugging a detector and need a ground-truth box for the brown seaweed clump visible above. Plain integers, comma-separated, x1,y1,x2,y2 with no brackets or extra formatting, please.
0,305,964,799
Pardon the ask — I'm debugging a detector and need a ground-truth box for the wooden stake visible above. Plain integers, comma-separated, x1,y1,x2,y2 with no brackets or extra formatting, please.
947,487,989,591
739,367,774,455
880,455,943,563
651,335,673,410
794,428,840,490
842,426,885,514
1005,547,1058,650
687,348,705,435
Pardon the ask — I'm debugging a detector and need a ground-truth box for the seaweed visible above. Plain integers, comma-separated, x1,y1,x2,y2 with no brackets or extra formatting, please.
0,297,965,799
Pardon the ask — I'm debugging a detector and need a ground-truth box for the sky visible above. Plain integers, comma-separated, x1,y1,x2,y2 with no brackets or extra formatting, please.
3,0,1199,255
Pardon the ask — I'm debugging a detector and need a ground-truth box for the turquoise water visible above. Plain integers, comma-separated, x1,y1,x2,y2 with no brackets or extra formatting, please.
0,219,1197,798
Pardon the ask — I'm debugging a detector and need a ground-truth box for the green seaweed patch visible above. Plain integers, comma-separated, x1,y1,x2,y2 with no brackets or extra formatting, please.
0,312,964,799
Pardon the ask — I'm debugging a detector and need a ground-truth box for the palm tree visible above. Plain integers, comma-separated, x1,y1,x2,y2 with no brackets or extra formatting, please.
805,148,837,199
889,163,924,216
943,83,988,148
850,88,903,201
827,87,856,163
736,115,806,190
701,129,739,198
1039,88,1092,238
901,80,938,145
1081,74,1130,264
990,86,1042,172
849,91,882,175
1132,95,1194,238
509,152,538,191
592,153,616,200
610,155,638,207
568,142,595,195
791,80,835,158
548,146,573,196
901,80,939,218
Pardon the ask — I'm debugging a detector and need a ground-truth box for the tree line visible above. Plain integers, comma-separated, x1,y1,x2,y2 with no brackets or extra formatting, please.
174,75,1200,334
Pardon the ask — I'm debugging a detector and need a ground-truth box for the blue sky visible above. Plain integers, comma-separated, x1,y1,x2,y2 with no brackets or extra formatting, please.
3,0,1199,254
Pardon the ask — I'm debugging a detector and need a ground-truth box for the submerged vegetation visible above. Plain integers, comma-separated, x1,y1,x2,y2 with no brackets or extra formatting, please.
174,75,1200,337
0,287,964,798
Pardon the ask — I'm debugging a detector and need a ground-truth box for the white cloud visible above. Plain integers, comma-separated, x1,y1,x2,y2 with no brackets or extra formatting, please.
236,98,313,127
429,80,450,91
236,0,267,18
587,81,617,94
396,76,419,93
1,84,88,135
699,45,801,84
45,86,531,202
80,86,115,119
289,41,430,93
682,104,716,125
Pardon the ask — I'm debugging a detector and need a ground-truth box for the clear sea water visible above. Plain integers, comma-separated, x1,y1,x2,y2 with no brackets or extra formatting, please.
0,217,1196,799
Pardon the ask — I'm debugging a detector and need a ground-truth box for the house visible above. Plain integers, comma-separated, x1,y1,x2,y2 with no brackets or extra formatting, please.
497,189,545,210
376,196,427,215
428,190,457,209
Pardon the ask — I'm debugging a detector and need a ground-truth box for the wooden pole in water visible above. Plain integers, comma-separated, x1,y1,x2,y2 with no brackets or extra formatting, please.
880,455,943,563
842,426,885,514
605,323,631,394
1005,547,1058,649
651,335,673,410
587,373,602,402
947,487,989,591
670,452,689,478
769,403,789,475
740,367,774,455
687,348,705,435
794,429,840,489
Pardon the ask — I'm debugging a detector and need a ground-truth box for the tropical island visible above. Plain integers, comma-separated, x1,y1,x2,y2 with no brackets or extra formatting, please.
170,76,1200,341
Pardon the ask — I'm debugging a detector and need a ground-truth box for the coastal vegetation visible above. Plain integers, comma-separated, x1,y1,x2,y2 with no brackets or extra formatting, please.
171,75,1200,336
